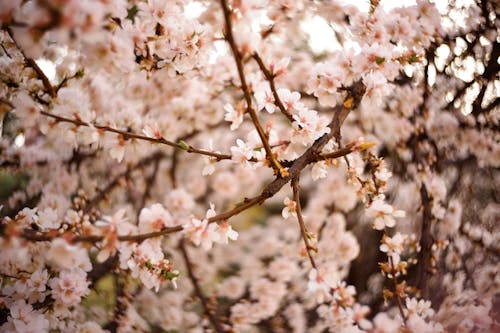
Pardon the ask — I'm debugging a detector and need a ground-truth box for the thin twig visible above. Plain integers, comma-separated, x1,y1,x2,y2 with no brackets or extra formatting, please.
252,53,294,123
179,239,228,333
40,110,232,161
388,255,408,326
292,176,317,269
17,82,366,246
4,26,55,98
315,142,358,161
219,0,286,176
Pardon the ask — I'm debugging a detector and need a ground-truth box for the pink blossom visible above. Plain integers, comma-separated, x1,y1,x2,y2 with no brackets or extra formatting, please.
139,204,174,233
224,103,245,131
366,195,406,230
282,197,297,219
49,269,90,306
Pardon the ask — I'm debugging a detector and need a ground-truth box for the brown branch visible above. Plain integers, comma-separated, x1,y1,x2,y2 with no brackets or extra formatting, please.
88,254,118,286
483,97,499,114
170,146,180,189
20,225,184,244
252,53,294,123
315,141,358,161
388,255,408,326
17,82,365,246
105,274,130,333
179,239,228,333
3,26,56,98
40,110,232,161
219,0,286,176
413,185,434,300
292,177,317,269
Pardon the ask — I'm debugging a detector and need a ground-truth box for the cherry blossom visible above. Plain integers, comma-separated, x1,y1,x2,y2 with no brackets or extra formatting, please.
49,269,90,306
138,203,174,233
281,197,297,219
366,195,406,230
0,0,497,331
224,103,245,131
2,300,49,333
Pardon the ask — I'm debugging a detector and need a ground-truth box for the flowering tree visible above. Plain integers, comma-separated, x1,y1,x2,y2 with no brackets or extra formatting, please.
0,0,498,332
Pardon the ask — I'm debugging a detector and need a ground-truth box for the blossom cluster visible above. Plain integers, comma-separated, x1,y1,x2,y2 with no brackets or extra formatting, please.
0,0,498,332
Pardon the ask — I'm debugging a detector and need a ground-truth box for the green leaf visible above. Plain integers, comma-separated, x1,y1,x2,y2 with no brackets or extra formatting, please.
126,5,139,22
75,69,85,79
177,140,190,151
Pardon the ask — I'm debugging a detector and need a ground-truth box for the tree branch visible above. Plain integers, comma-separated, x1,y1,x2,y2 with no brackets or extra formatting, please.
292,176,317,269
219,0,286,176
17,82,365,246
3,26,56,98
179,239,228,332
40,110,232,161
252,52,294,123
413,185,434,300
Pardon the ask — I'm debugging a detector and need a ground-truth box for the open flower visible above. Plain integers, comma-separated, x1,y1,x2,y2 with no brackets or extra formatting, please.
282,197,297,219
95,209,127,262
224,103,244,131
139,203,174,233
218,220,238,244
49,269,90,306
184,217,220,250
379,232,407,255
366,195,405,230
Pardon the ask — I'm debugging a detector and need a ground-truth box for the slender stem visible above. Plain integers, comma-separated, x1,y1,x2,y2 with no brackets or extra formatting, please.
292,177,317,269
179,239,227,333
20,225,184,243
218,0,286,176
388,255,408,326
40,110,232,161
4,26,55,98
19,193,267,244
315,142,358,161
18,83,365,246
252,53,294,123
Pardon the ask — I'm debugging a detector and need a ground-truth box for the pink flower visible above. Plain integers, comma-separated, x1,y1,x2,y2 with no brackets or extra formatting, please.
254,83,276,113
277,88,301,111
46,238,92,272
282,197,297,219
49,269,90,306
269,57,290,76
142,123,163,139
379,232,407,263
224,103,244,131
230,139,254,165
218,220,239,244
95,209,128,262
7,300,49,333
366,195,406,230
139,204,174,233
184,217,220,250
